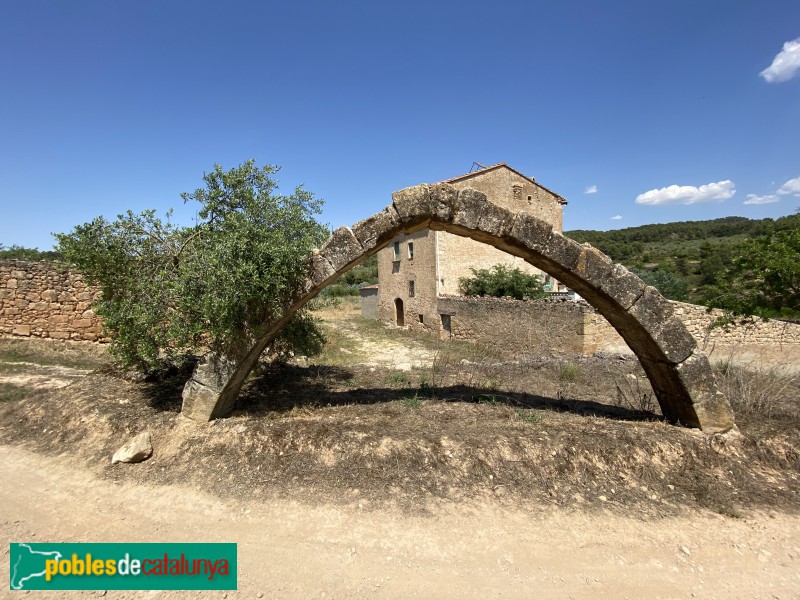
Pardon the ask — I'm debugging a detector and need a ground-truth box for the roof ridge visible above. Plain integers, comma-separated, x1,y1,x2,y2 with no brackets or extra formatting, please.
441,163,567,204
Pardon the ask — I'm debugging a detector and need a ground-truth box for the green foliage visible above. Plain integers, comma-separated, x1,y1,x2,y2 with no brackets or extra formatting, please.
566,214,799,304
320,283,360,298
459,265,546,300
55,160,329,370
706,212,800,320
477,393,499,405
389,371,408,386
335,254,377,286
515,408,543,424
400,394,423,408
631,267,690,301
557,363,581,382
0,244,61,261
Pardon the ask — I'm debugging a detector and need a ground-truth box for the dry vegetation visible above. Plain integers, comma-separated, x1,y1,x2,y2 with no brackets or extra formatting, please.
0,300,798,519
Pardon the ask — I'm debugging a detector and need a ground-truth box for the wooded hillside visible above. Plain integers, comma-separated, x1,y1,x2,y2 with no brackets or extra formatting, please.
566,214,799,306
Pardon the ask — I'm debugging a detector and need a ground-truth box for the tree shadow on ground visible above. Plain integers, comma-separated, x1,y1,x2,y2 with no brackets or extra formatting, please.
234,362,663,424
135,361,662,424
136,361,197,414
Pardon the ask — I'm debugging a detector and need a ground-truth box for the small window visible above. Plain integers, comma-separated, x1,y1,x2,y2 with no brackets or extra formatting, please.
408,280,415,297
408,242,414,260
418,314,424,324
393,241,401,262
527,195,533,203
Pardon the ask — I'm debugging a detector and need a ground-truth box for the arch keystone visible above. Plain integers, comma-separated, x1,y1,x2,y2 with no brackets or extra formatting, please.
429,183,458,222
392,184,433,227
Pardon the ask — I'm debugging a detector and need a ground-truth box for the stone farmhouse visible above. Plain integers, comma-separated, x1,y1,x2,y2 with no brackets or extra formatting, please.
375,163,568,334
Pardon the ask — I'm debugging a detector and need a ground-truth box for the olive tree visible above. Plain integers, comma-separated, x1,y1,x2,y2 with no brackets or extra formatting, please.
55,161,329,379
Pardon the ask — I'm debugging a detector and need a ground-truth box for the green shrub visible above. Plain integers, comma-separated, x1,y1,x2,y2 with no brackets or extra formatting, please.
320,283,360,298
459,265,545,300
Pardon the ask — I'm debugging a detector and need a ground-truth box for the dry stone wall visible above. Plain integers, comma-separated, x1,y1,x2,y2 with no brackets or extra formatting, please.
0,259,105,342
432,294,800,364
575,300,800,362
437,295,589,356
671,301,800,346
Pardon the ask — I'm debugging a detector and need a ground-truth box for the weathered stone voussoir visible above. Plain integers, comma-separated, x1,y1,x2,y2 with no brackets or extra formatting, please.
477,201,516,239
392,184,433,227
182,380,221,422
308,251,336,289
451,188,489,231
599,264,647,310
318,226,363,273
574,245,615,291
541,231,583,277
429,183,458,223
351,206,401,254
508,212,553,255
629,287,696,365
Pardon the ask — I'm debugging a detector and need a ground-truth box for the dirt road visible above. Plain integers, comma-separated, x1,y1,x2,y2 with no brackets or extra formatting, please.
1,445,798,600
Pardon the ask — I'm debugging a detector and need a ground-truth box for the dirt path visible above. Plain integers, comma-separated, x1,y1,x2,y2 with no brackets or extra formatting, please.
1,445,798,599
0,362,91,390
323,317,437,371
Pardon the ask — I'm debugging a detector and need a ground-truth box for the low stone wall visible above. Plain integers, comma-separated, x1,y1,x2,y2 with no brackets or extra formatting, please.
671,301,800,346
0,259,105,342
582,300,800,363
437,295,592,357
433,294,800,365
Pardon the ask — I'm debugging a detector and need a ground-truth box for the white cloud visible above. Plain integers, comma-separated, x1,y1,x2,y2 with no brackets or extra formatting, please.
584,185,597,194
777,176,800,196
760,37,800,83
743,193,779,205
635,180,736,206
611,214,622,220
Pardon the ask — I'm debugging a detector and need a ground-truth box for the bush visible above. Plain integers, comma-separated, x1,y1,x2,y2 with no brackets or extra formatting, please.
458,265,545,300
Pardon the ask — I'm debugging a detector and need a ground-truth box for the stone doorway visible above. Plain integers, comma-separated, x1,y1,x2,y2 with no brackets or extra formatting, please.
394,298,404,327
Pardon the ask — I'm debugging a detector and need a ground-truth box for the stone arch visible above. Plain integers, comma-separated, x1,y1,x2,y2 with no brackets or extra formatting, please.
181,183,735,433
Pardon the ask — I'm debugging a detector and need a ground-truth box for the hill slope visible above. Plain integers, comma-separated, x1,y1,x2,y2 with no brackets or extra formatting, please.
565,214,797,304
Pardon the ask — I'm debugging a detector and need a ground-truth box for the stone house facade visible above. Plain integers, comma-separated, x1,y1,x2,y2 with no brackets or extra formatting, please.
376,163,567,334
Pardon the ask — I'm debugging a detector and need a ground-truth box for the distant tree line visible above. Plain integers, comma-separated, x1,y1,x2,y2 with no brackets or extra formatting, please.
0,244,61,261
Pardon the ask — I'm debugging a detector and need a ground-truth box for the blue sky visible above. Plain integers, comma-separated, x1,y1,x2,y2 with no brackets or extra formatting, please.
1,1,799,249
